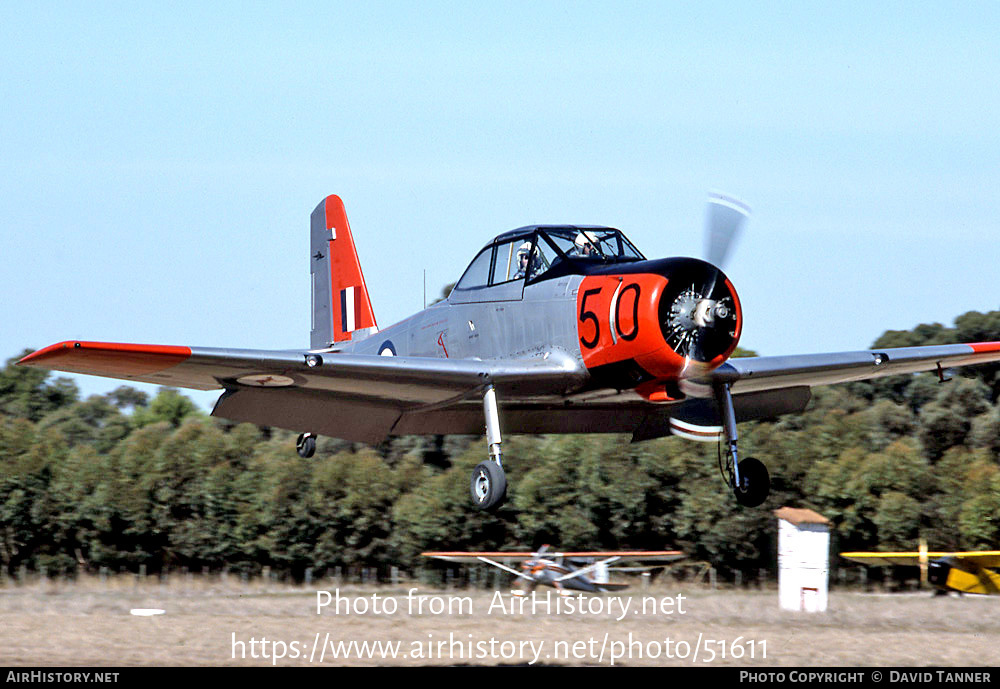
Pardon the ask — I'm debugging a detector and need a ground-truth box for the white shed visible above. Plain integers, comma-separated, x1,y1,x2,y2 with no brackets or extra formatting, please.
774,507,831,612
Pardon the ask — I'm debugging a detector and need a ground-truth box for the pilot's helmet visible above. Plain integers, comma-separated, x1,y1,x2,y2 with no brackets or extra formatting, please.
574,231,598,251
517,241,533,259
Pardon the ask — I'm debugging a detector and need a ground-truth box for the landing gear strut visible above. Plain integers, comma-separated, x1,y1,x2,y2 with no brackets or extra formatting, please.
715,383,770,507
470,384,507,512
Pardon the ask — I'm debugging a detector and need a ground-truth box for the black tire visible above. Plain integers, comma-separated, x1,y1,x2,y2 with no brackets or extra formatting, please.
297,434,317,459
733,456,769,507
470,461,507,512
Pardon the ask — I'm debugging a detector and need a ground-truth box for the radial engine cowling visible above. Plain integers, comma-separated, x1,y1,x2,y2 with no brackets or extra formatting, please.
657,258,742,372
576,258,742,386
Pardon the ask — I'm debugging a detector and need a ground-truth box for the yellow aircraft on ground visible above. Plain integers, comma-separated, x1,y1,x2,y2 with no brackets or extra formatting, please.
841,542,1000,595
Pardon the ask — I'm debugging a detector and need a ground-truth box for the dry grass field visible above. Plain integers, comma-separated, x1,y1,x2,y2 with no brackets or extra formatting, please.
1,575,998,667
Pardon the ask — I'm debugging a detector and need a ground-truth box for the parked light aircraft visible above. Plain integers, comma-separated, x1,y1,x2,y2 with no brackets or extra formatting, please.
423,546,684,593
841,545,1000,595
19,194,1000,511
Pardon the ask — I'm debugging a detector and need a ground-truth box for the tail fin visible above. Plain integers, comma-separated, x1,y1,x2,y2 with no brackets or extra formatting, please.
310,195,378,348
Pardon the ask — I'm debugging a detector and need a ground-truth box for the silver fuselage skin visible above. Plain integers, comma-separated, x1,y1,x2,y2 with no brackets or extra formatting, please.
341,276,584,366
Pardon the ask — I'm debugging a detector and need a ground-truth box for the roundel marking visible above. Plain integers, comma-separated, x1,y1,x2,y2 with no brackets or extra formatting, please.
237,374,295,387
378,340,397,356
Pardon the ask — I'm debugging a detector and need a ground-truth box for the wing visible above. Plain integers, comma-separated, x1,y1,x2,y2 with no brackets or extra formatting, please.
17,340,586,444
423,550,684,564
421,552,539,564
644,341,1000,442
950,552,1000,568
841,551,1000,568
709,342,1000,394
841,551,940,567
408,341,1000,442
21,339,1000,445
555,550,685,563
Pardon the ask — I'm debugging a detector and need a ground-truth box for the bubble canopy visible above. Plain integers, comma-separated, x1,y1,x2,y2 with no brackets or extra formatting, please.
453,226,645,291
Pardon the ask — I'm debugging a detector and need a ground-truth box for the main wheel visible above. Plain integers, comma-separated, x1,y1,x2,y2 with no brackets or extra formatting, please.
296,433,316,458
733,456,769,507
470,461,507,512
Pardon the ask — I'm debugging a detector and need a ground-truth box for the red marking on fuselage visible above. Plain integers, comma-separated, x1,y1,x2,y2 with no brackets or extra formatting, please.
576,273,672,371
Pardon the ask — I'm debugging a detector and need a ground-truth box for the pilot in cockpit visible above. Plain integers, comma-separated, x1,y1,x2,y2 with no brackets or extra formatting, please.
513,242,533,279
515,241,547,280
573,231,598,257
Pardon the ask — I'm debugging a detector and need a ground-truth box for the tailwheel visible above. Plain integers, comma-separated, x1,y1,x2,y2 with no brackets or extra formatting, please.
470,461,507,512
296,433,317,458
733,456,769,507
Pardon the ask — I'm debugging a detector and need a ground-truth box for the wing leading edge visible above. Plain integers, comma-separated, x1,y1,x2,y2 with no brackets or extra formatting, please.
708,342,1000,394
422,551,685,564
18,340,585,395
18,340,588,444
17,339,1000,444
841,551,1000,568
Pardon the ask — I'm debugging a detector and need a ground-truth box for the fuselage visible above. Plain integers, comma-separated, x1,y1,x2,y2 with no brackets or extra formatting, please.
515,557,612,593
927,557,1000,595
340,225,742,402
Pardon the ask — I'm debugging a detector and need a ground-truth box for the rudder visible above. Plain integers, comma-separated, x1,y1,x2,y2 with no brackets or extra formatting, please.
310,195,377,348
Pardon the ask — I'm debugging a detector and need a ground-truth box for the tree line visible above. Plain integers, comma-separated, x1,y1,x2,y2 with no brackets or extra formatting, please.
1,310,999,584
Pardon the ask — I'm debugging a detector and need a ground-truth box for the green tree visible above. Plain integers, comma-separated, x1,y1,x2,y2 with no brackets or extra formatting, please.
0,351,78,422
311,448,405,569
133,388,202,428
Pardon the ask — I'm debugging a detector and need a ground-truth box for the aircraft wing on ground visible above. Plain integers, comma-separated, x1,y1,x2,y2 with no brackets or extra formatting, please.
422,551,685,563
841,550,1000,594
423,552,539,565
840,551,1000,568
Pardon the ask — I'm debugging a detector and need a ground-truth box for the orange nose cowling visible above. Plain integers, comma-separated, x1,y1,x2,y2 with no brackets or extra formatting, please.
576,262,741,396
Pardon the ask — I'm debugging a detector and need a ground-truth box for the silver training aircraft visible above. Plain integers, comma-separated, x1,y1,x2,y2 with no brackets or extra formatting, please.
20,194,1000,511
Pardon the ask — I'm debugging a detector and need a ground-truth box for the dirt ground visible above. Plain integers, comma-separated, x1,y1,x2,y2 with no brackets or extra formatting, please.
1,576,998,667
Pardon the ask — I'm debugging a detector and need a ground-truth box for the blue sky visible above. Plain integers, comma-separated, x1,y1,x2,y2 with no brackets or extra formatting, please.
3,2,999,409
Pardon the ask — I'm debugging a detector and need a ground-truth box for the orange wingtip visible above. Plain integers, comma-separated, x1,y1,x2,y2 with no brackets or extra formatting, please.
18,341,192,377
970,342,1000,354
422,552,537,558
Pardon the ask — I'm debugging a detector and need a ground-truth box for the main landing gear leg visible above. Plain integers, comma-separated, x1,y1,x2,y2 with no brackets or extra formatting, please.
715,383,770,507
470,384,507,512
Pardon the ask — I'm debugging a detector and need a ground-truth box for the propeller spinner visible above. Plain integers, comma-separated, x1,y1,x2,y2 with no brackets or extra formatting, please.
658,260,742,369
